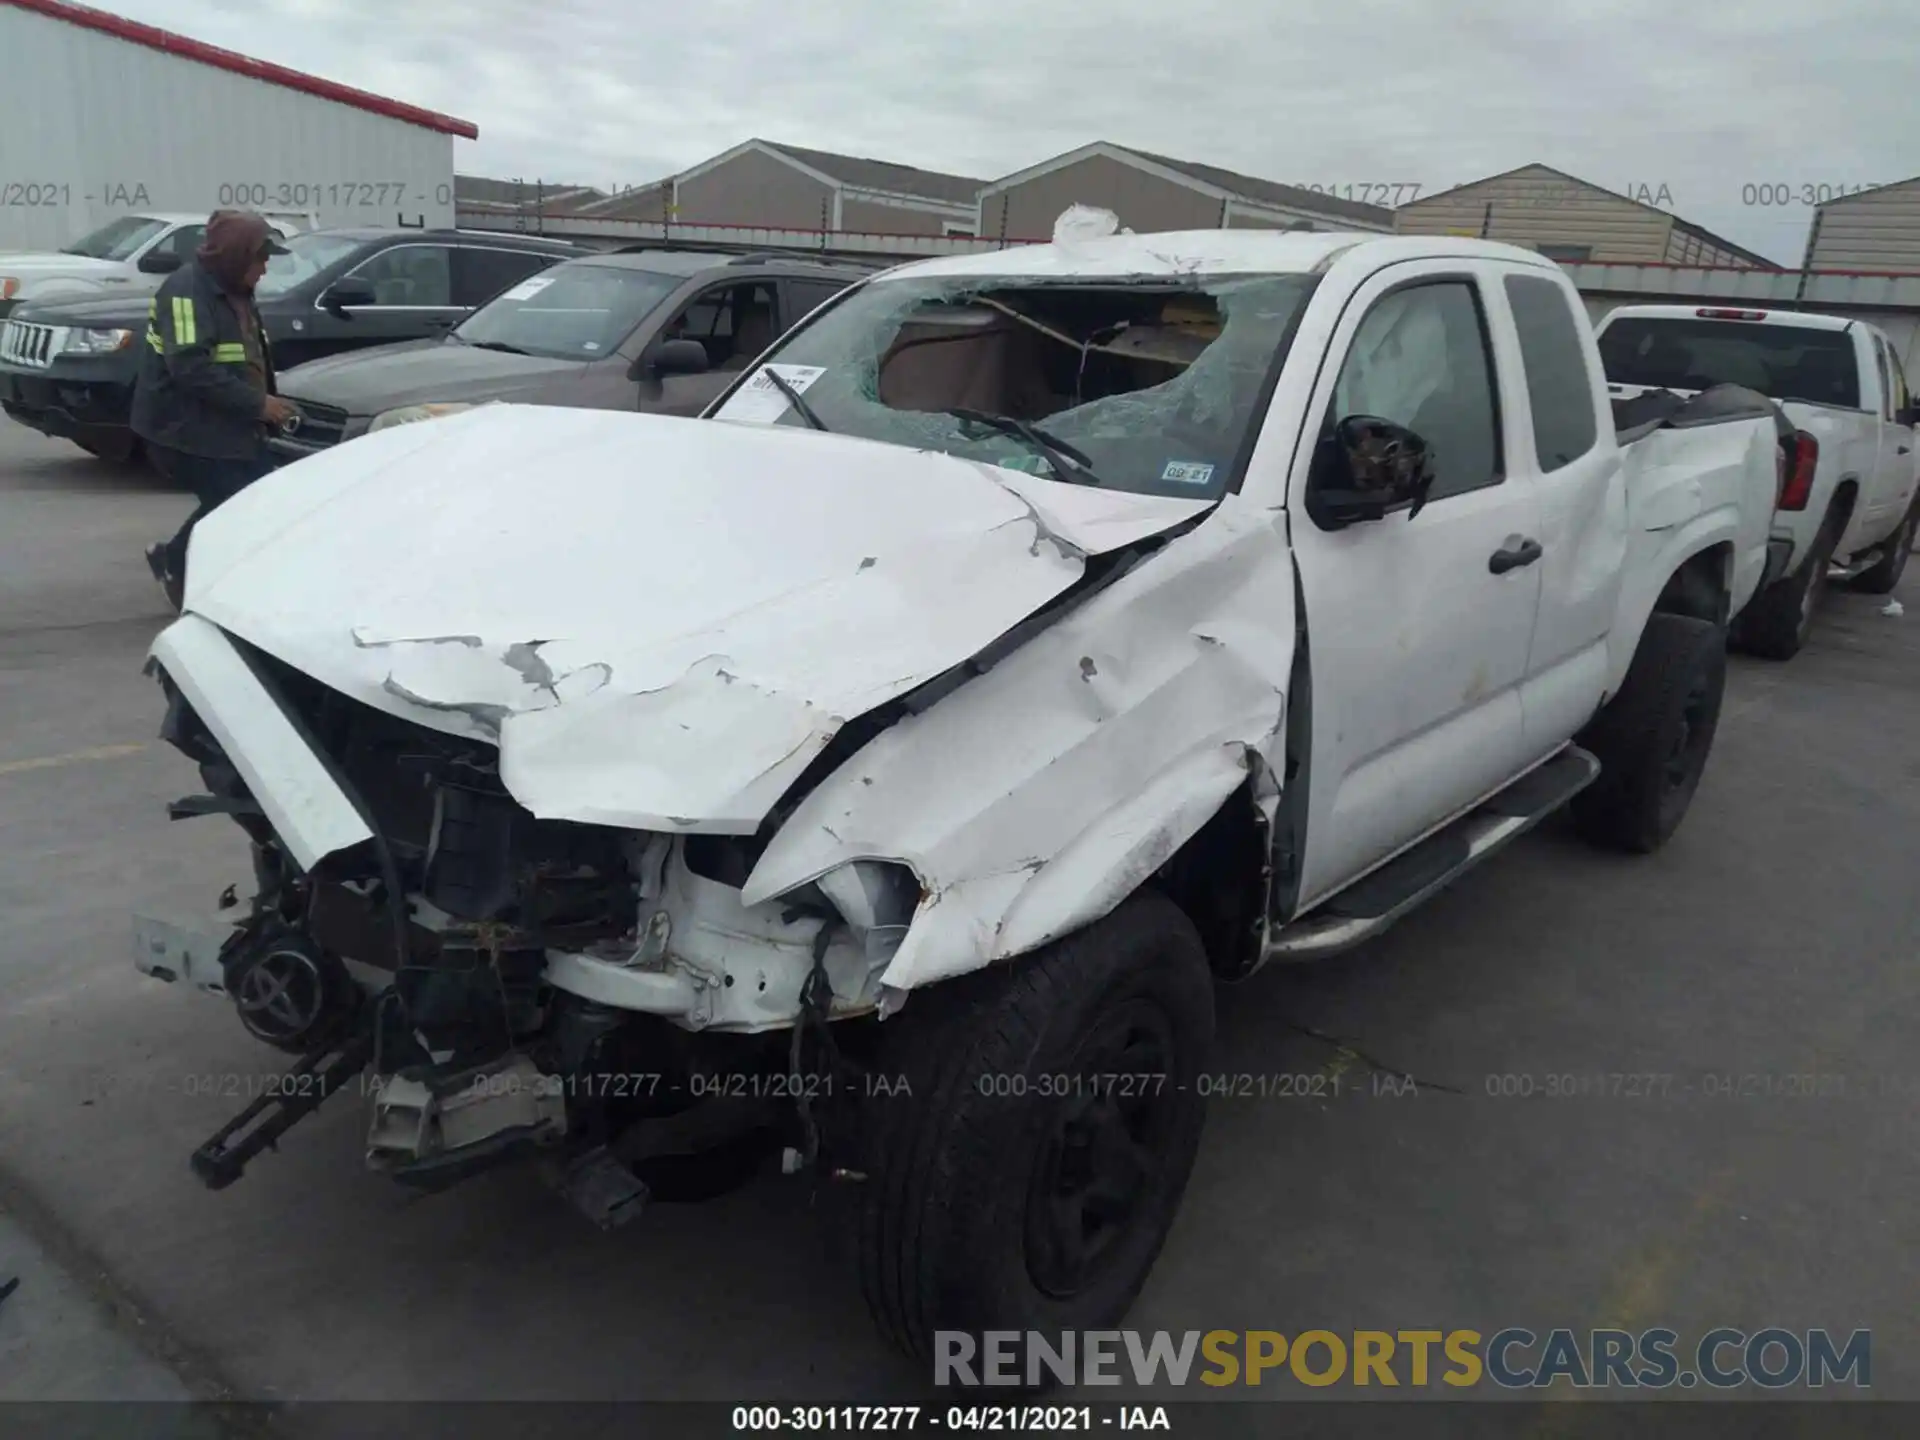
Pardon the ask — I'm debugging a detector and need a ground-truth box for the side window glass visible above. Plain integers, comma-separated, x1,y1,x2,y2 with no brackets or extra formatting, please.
155,225,204,259
784,279,852,330
1891,344,1913,416
1873,337,1893,420
1502,272,1599,471
662,282,780,372
454,247,553,308
348,246,453,307
1329,281,1502,501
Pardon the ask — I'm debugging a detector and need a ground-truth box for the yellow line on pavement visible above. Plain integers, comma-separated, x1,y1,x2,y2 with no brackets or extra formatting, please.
0,743,151,777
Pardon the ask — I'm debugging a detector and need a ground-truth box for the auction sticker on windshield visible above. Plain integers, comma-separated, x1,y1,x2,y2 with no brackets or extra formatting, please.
717,364,828,424
1162,461,1215,486
500,276,555,302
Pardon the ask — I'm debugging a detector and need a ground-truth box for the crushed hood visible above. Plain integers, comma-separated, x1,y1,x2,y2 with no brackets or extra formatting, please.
183,404,1211,832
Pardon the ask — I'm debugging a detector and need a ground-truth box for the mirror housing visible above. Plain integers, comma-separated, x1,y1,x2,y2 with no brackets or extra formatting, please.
630,337,711,381
136,250,182,275
1896,402,1919,427
320,276,377,316
1306,415,1437,530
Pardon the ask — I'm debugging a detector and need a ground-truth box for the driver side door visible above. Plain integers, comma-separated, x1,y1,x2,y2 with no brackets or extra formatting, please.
1288,262,1545,910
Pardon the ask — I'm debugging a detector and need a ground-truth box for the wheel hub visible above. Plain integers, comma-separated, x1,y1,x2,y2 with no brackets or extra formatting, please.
1023,1003,1175,1299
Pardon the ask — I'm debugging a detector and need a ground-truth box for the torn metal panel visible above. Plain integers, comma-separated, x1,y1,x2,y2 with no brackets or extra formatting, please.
742,493,1297,992
1608,416,1778,691
146,614,373,870
179,405,1210,832
546,841,882,1033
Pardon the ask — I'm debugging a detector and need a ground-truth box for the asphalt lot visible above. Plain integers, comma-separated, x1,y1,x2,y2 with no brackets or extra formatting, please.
1,416,1917,1421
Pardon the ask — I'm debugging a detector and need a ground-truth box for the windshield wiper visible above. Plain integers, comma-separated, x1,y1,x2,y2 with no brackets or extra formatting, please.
945,407,1103,487
465,340,528,355
763,367,829,431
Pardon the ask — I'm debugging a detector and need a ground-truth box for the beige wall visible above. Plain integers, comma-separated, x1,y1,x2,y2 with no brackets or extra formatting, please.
1660,226,1750,267
1807,180,1920,269
675,149,835,229
982,155,1221,241
1395,167,1674,263
1225,210,1310,230
839,198,962,237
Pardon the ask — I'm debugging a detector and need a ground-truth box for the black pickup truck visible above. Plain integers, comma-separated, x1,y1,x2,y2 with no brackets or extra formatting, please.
0,227,586,463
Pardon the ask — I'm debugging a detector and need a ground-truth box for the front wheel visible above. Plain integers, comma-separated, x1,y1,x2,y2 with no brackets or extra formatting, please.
852,890,1215,1371
1572,612,1727,854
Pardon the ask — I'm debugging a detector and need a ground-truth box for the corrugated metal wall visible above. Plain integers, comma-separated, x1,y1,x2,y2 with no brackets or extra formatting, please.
0,5,455,251
982,156,1222,242
674,151,836,230
1807,180,1920,270
1395,167,1675,263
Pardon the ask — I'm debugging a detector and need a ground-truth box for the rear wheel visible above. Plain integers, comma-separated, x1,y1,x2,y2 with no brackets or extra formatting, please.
1847,504,1917,595
852,890,1214,1371
1572,612,1727,854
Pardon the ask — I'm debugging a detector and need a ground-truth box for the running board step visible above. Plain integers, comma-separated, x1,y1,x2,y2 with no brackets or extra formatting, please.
1258,746,1601,965
1828,549,1883,582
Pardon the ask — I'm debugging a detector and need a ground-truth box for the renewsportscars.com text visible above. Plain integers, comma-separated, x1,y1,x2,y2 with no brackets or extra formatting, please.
935,1328,1871,1390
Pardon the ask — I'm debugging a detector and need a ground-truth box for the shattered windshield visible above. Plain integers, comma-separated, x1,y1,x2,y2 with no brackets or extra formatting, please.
709,271,1317,498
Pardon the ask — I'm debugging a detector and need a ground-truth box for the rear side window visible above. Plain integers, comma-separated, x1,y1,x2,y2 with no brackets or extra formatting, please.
1503,273,1598,471
1598,317,1860,410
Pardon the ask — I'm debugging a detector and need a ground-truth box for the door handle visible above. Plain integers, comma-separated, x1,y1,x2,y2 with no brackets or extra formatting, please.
1899,445,1910,455
1489,537,1543,574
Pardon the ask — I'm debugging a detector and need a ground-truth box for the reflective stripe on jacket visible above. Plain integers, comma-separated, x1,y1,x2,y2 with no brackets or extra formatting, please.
129,261,277,460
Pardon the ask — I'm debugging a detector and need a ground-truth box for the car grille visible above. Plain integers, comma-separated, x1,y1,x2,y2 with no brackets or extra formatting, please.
288,399,349,448
1,320,64,369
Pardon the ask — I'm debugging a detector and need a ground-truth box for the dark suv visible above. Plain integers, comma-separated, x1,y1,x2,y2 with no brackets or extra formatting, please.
0,228,587,463
266,249,874,459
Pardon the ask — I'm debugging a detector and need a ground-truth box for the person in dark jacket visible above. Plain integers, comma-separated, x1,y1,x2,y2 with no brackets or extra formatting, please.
135,210,299,607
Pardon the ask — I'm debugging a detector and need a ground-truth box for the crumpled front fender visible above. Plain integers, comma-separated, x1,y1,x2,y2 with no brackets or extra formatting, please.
742,494,1297,993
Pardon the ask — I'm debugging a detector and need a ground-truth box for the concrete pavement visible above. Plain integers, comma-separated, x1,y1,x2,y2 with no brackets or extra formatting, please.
1,419,1915,1417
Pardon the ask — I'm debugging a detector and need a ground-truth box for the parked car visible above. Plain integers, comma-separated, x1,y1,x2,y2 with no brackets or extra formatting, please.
0,227,587,462
0,210,315,319
265,249,873,460
1597,304,1920,658
132,231,1783,1364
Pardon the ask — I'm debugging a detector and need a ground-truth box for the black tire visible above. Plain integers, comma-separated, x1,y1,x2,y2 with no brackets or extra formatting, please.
853,890,1215,1371
1572,612,1727,854
1847,504,1917,595
1733,517,1838,660
74,431,139,464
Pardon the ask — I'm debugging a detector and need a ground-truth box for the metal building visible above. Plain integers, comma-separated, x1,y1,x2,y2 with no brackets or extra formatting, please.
1394,164,1775,269
0,0,475,251
978,142,1394,243
1804,178,1920,271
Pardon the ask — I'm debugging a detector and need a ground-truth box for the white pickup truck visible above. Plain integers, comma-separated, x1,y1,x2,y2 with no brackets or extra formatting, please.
0,211,313,318
1597,304,1920,658
132,230,1784,1364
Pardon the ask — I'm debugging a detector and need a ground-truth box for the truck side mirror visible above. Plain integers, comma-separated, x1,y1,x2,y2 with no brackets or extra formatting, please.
137,250,182,275
1306,414,1437,529
1896,403,1919,427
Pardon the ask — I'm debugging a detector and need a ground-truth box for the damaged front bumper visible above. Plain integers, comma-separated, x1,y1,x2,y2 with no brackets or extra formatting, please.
135,612,914,1205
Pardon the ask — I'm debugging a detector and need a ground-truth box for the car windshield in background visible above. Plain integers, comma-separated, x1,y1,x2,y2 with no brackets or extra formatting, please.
452,264,684,361
727,272,1317,498
61,215,169,261
256,233,367,296
1599,318,1862,410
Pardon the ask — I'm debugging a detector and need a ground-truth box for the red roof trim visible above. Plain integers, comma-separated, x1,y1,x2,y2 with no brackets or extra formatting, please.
3,0,478,138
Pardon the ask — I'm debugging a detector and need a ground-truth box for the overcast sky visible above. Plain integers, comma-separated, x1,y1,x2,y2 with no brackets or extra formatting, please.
110,0,1920,265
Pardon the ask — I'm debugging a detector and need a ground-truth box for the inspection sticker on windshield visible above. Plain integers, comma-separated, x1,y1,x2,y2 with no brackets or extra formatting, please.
1161,460,1215,486
501,276,555,302
718,364,828,424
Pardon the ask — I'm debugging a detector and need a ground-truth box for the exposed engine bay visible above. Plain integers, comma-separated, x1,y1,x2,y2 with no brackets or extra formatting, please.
140,642,922,1224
